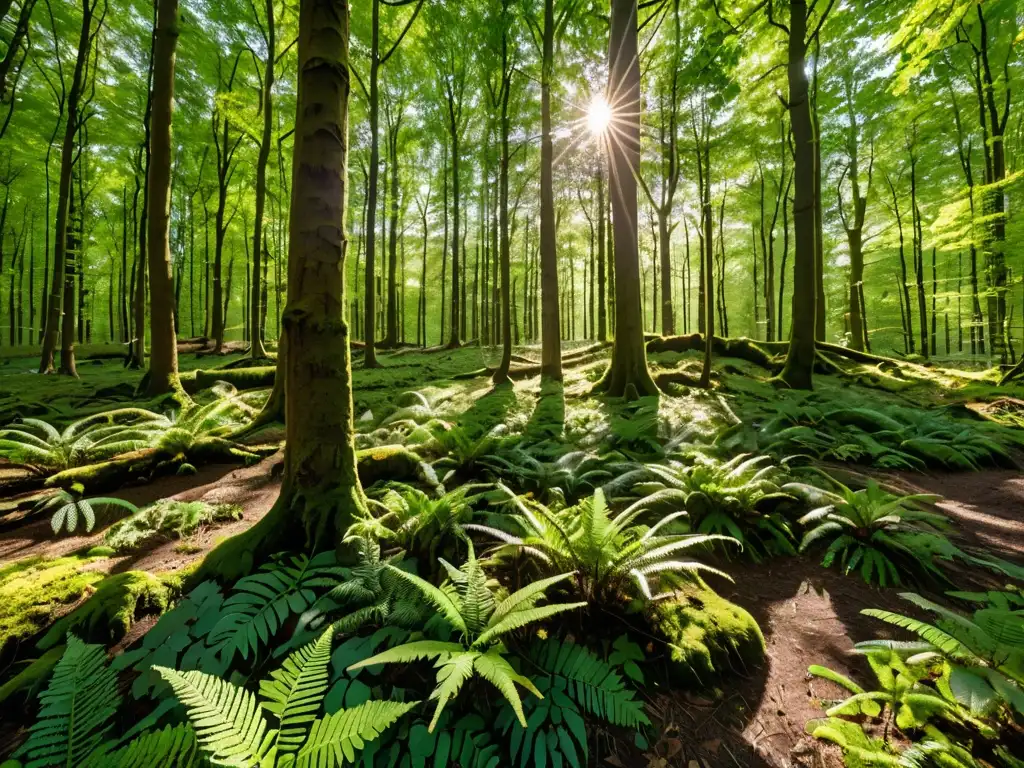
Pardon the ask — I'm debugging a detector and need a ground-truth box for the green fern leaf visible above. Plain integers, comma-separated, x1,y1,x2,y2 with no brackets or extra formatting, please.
155,666,277,767
84,724,201,768
15,635,120,768
295,699,417,767
260,626,335,754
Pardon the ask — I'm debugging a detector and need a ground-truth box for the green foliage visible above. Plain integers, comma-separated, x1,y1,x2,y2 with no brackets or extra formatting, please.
348,546,585,731
612,452,797,561
38,571,171,650
790,478,961,586
860,591,1024,717
471,485,734,602
157,625,417,767
0,410,168,471
111,579,230,700
34,486,138,535
103,499,242,553
15,635,120,768
481,446,615,505
358,483,483,564
759,404,1015,472
208,552,344,664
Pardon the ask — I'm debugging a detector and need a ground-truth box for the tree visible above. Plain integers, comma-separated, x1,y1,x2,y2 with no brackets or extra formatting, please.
595,0,657,400
144,0,183,396
360,0,424,366
39,0,106,376
199,0,363,580
775,0,835,390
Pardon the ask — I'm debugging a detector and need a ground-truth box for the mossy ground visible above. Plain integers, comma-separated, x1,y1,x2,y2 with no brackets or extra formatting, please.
0,555,107,657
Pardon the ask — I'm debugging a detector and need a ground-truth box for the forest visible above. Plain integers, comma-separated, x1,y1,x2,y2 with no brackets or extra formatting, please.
0,0,1022,766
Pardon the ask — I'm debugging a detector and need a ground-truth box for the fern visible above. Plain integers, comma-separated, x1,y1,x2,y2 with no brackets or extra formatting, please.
157,626,418,767
470,485,735,602
34,488,139,535
83,725,201,768
789,477,963,586
525,638,649,727
209,551,344,663
349,546,584,731
15,635,121,768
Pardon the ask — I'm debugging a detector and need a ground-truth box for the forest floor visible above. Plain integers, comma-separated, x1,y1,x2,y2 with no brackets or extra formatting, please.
1,341,1022,767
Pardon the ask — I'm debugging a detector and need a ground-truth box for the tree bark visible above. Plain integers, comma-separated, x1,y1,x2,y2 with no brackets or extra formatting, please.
596,0,657,399
198,0,365,581
777,1,816,390
248,0,275,360
538,0,560,378
39,0,99,376
145,0,183,397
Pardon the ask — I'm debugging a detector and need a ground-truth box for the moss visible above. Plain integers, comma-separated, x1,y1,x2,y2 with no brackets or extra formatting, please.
182,366,276,394
104,500,243,553
0,556,106,657
44,448,159,493
650,580,765,688
357,445,425,488
38,570,172,650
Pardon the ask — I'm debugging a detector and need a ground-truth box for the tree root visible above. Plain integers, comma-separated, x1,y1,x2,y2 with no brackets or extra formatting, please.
647,334,780,371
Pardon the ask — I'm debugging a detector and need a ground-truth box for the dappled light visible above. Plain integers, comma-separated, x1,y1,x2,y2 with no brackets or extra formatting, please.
1,0,1023,766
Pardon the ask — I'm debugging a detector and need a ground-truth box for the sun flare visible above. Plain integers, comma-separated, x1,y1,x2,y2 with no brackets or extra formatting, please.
587,95,612,136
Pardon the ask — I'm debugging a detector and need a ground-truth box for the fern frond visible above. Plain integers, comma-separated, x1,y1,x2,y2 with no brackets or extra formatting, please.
384,565,468,636
154,666,276,767
295,700,417,767
260,626,335,755
15,635,120,768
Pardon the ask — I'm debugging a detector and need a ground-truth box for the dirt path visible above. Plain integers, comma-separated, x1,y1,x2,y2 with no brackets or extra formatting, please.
879,468,1024,560
0,456,282,575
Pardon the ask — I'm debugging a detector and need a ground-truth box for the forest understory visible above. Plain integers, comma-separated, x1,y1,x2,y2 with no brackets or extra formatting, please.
2,339,1023,768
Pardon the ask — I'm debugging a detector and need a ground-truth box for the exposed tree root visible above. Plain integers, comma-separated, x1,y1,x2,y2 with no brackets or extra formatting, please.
999,358,1024,386
647,334,779,371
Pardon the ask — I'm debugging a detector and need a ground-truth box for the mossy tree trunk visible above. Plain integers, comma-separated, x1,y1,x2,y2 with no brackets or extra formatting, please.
197,0,364,581
145,0,184,397
595,0,657,400
777,1,817,390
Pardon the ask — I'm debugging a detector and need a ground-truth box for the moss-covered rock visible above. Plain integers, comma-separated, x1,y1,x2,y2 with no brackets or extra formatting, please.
650,580,765,688
37,570,173,650
0,556,106,658
357,445,428,488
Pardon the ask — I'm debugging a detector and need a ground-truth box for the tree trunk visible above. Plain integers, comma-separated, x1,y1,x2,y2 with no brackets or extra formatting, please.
538,0,560,378
198,0,364,581
778,1,816,389
248,0,275,360
145,0,183,397
384,113,401,347
597,0,657,399
39,0,96,375
493,14,513,385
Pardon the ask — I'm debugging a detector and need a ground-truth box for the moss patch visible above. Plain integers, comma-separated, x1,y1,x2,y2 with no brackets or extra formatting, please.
0,556,107,657
650,580,765,689
38,570,172,650
357,445,427,488
103,499,243,554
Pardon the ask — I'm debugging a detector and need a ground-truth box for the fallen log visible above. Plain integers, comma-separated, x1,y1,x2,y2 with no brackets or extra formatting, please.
646,334,779,371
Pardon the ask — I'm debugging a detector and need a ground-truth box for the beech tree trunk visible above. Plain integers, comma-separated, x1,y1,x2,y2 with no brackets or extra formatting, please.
597,0,657,399
248,0,275,360
538,0,561,378
199,0,364,580
145,0,182,396
778,1,816,390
